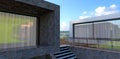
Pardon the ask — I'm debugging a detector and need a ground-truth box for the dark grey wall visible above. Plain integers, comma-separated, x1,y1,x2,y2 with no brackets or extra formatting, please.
69,46,120,59
0,0,60,59
0,46,56,59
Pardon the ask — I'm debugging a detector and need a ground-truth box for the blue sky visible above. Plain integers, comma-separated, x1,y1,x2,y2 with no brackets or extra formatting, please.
45,0,120,31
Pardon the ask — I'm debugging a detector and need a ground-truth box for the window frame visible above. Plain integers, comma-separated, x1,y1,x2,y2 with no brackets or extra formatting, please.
0,11,39,49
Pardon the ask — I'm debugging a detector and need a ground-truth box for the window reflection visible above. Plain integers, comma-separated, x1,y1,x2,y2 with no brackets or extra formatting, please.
0,12,36,49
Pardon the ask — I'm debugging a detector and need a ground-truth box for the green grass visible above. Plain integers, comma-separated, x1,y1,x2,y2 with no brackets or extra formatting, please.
0,14,33,44
89,41,120,50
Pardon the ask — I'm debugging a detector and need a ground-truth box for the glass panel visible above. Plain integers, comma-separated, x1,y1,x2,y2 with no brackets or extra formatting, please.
109,20,120,50
94,22,113,49
74,23,93,47
74,19,120,51
0,12,36,49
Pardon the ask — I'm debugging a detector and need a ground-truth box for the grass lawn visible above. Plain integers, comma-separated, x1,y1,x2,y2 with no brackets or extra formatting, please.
89,41,120,50
0,14,33,44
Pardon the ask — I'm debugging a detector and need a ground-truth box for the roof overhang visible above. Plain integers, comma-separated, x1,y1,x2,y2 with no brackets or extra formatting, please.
0,0,54,17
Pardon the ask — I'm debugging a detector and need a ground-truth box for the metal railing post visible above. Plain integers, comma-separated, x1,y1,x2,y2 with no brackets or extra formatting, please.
98,39,99,48
87,38,88,47
111,39,113,50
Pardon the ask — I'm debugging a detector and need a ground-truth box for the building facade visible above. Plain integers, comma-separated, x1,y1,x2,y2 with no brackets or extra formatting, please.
0,0,60,59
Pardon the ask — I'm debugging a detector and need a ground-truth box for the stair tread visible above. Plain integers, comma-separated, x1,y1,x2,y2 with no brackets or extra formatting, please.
54,46,77,59
60,48,69,51
54,50,71,55
60,47,68,49
57,54,75,59
56,52,73,58
60,46,69,49
63,54,76,59
55,51,72,56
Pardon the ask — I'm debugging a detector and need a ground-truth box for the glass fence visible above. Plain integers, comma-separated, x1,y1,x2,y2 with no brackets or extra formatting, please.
72,19,120,51
0,12,36,49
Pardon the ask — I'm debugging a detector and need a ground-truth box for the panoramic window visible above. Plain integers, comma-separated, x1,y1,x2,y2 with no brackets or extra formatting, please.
0,12,36,49
74,19,120,50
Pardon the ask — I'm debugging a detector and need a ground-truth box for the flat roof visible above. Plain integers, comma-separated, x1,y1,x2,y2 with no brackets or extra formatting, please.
0,0,53,17
72,13,120,24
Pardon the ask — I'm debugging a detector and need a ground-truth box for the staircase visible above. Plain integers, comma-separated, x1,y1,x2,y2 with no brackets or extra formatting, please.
54,46,77,59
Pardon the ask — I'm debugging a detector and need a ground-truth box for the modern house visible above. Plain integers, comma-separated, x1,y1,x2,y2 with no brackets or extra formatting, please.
70,13,120,59
0,0,60,59
1,0,120,59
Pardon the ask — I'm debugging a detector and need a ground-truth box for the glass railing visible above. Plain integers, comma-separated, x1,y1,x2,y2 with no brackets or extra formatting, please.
71,37,120,51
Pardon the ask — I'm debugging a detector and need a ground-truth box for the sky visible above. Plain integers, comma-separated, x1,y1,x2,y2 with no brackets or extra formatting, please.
45,0,120,31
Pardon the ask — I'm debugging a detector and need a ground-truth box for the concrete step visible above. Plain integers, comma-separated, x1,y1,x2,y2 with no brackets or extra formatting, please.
69,56,77,59
60,46,69,49
55,52,73,58
57,54,76,59
54,46,77,59
64,54,76,59
60,47,69,51
54,50,70,55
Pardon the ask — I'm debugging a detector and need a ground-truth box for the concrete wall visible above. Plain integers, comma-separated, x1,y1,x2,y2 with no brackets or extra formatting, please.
0,46,56,59
69,46,120,59
0,0,60,59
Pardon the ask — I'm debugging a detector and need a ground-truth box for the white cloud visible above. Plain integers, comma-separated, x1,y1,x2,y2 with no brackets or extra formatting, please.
79,16,90,19
79,4,119,19
94,4,118,16
82,11,87,14
95,6,106,16
110,4,117,9
60,22,69,31
79,11,90,19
